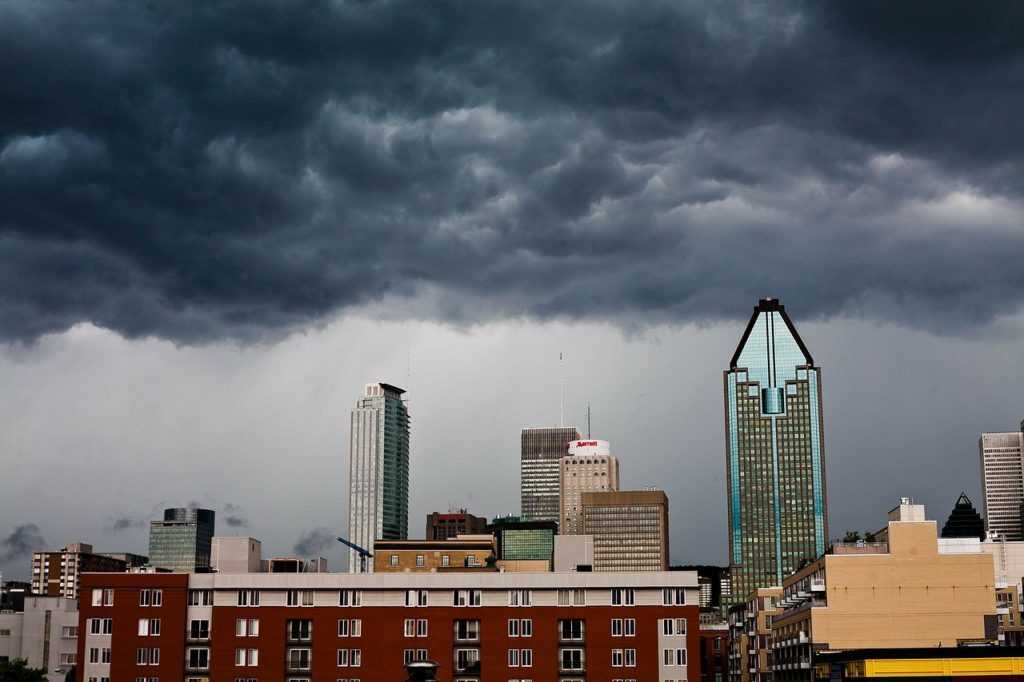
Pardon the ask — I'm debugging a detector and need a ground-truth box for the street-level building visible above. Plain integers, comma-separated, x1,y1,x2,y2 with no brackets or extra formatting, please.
582,490,669,572
521,426,582,524
771,501,997,682
811,646,1024,681
149,507,216,573
724,298,828,607
77,570,700,682
347,382,411,572
980,425,1024,541
559,439,620,535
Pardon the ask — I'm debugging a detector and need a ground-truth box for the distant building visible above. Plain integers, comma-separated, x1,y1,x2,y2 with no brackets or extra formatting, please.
426,509,487,540
268,557,328,573
347,382,411,572
0,595,78,680
521,426,582,523
727,586,781,682
724,298,828,606
771,500,997,681
979,425,1024,540
374,536,497,572
487,516,558,566
559,439,619,535
582,489,669,571
699,622,730,682
211,536,262,573
148,507,216,573
553,534,595,572
31,542,145,599
940,492,985,540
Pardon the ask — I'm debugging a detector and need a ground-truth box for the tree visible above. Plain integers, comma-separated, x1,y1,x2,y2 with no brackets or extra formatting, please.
842,530,862,543
0,658,48,682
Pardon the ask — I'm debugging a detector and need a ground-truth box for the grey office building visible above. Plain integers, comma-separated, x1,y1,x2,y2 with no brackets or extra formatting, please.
148,507,215,572
520,426,582,524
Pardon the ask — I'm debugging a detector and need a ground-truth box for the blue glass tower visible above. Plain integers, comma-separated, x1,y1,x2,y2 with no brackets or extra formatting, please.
724,299,827,604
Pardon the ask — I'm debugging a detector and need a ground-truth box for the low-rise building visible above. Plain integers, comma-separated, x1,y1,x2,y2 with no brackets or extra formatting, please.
0,595,78,681
426,509,488,540
488,517,558,567
374,535,497,572
771,500,997,682
211,537,262,574
812,646,1024,681
78,569,700,682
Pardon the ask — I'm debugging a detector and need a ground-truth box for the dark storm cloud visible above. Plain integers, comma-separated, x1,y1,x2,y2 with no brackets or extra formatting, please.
2,0,1024,343
1,524,46,560
293,527,336,557
106,515,147,533
223,503,250,529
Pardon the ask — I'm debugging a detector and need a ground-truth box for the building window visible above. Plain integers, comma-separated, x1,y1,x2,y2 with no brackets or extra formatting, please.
453,589,481,606
508,589,532,606
560,648,584,672
339,590,361,607
236,618,259,637
188,589,213,606
625,618,636,636
611,588,634,605
559,619,584,641
508,649,520,667
138,618,160,636
521,618,532,637
455,620,480,642
235,648,258,666
612,619,623,636
406,589,428,606
340,649,351,666
288,620,313,641
61,625,77,638
237,589,260,606
663,648,687,666
662,618,686,636
187,648,209,670
442,554,450,567
521,648,533,667
558,589,586,606
508,619,519,637
612,649,624,667
416,554,425,567
663,588,686,605
287,589,314,606
391,554,399,567
339,619,361,637
455,648,480,673
625,649,636,667
288,648,312,671
190,619,210,640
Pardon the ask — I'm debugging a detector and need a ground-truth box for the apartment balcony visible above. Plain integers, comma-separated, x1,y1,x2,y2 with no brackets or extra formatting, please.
810,580,825,592
997,606,1010,616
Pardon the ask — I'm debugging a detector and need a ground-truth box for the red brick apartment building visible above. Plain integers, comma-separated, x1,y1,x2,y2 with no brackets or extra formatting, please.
77,571,699,682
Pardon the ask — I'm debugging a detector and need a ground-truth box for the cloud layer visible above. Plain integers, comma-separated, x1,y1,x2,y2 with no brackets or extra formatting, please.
2,0,1024,344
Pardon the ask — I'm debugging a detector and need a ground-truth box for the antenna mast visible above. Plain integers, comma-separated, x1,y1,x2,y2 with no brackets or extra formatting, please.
587,402,592,438
559,352,564,427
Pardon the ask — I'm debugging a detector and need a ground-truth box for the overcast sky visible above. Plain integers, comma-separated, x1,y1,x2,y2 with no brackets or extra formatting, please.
2,0,1024,579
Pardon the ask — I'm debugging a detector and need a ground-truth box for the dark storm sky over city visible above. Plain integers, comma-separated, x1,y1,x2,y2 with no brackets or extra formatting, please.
2,1,1024,578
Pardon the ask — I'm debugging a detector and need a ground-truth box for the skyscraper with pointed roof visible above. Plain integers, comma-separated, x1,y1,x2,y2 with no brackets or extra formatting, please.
724,298,828,605
940,492,985,540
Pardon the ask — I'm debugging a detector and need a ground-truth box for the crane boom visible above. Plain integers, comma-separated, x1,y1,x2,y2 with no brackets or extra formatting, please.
336,537,373,573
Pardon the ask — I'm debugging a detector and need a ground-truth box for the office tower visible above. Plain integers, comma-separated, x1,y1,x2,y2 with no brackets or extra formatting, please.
581,489,669,571
426,509,488,540
521,426,582,523
487,516,559,566
979,426,1024,541
30,542,144,598
940,492,985,540
724,298,827,604
559,439,620,534
148,508,215,572
347,382,411,572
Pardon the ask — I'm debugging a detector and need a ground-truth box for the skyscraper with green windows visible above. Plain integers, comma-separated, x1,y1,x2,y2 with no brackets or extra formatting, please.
724,299,827,605
347,382,410,572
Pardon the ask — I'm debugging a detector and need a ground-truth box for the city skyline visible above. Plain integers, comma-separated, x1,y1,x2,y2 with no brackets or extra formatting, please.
3,0,1024,581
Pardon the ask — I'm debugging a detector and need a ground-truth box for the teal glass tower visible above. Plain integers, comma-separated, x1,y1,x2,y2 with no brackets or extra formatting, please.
724,299,827,604
347,383,410,572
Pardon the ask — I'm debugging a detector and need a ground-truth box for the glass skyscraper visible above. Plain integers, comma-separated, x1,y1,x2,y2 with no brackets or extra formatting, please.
724,299,827,604
347,382,410,572
520,426,582,523
148,507,215,573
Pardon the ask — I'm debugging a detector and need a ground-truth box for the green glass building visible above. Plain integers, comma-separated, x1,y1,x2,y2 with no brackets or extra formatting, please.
724,299,827,605
347,383,410,572
148,507,215,573
487,516,557,565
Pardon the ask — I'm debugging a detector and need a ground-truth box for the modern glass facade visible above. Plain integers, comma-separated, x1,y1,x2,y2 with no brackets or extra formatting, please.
148,507,215,573
724,299,827,605
348,383,410,572
521,426,582,523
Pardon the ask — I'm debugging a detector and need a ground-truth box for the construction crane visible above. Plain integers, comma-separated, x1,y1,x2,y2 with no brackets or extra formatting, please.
337,537,373,573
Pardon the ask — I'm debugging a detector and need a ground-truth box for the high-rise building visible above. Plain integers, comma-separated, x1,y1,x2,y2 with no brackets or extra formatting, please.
724,298,827,604
347,382,411,572
521,426,581,523
979,426,1024,541
559,439,620,535
426,509,488,540
30,542,146,598
148,508,215,573
582,489,669,571
940,492,985,540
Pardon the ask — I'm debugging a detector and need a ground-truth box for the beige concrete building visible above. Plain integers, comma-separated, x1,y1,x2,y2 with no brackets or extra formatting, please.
582,489,669,571
373,535,497,572
559,439,620,534
0,596,79,681
211,536,262,573
979,427,1024,541
727,586,782,682
771,501,996,682
553,534,595,572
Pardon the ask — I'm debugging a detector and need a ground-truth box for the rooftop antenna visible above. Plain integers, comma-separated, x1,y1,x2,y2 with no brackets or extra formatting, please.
559,352,564,427
587,402,592,439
